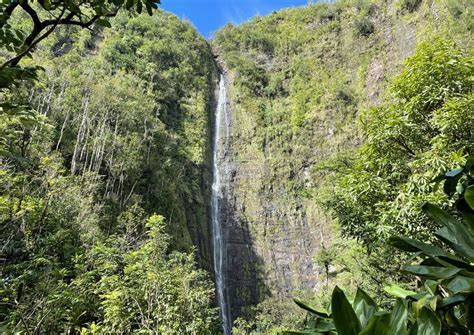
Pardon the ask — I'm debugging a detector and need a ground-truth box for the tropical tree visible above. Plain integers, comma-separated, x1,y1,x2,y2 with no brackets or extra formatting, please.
0,0,161,140
289,159,474,334
1,0,161,67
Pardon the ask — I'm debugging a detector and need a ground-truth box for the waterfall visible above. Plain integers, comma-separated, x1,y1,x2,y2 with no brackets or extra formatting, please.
212,74,231,335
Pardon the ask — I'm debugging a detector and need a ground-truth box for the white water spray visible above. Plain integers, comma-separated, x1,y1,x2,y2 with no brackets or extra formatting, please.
212,74,231,335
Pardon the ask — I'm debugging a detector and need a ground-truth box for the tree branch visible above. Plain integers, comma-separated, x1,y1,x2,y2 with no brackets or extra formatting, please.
1,0,120,68
43,13,100,29
20,2,42,30
394,136,416,157
0,1,19,29
2,6,66,68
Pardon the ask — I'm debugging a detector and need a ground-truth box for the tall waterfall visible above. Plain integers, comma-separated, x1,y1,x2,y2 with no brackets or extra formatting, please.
212,74,231,335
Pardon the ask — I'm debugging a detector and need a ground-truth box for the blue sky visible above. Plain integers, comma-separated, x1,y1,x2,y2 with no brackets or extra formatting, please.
161,0,314,38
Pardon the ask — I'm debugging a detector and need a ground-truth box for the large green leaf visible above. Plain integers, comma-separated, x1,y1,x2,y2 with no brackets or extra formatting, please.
294,299,331,318
462,212,474,227
359,312,390,335
402,265,461,279
331,286,361,335
352,288,377,327
389,236,472,270
416,307,441,335
446,276,474,293
465,185,474,210
384,284,416,299
423,280,438,295
422,203,474,260
438,294,466,309
443,173,463,196
389,236,461,261
388,299,408,335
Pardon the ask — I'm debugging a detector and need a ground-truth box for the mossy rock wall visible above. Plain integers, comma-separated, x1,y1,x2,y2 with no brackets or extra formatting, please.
213,0,473,320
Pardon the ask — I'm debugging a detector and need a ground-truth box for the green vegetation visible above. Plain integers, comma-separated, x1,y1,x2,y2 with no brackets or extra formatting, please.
1,7,219,334
0,0,161,130
1,0,473,333
327,37,473,253
289,160,474,334
214,0,473,332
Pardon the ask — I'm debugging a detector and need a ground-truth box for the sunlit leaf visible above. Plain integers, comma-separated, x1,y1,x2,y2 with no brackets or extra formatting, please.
359,312,390,335
384,284,416,299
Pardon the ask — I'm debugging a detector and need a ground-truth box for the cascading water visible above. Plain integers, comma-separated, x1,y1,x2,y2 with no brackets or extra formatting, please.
212,74,231,335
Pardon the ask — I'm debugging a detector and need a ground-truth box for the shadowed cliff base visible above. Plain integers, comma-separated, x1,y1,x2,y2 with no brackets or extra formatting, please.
221,194,269,324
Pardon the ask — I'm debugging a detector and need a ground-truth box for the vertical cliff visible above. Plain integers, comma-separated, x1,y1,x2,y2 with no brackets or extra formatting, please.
212,0,472,321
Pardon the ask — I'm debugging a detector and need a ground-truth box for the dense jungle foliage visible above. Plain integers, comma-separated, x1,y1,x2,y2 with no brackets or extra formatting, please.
1,0,473,334
1,5,220,334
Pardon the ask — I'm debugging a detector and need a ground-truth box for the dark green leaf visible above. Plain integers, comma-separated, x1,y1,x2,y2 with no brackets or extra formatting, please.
444,173,462,196
424,280,438,295
313,319,336,332
42,0,52,10
438,294,466,309
283,331,323,335
95,19,111,28
331,286,361,335
389,236,464,264
465,157,474,171
294,299,331,318
402,265,461,279
416,307,441,335
422,203,474,260
125,0,134,10
145,2,153,15
462,212,474,227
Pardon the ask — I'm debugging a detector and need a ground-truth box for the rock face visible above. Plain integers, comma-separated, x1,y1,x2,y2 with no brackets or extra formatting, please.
212,0,472,322
220,68,333,321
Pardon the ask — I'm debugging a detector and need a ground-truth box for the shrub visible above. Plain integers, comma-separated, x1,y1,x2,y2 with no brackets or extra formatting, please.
288,159,474,334
401,0,422,13
354,17,375,37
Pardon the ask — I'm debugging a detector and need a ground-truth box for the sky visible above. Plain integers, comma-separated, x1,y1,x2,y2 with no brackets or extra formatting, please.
161,0,314,38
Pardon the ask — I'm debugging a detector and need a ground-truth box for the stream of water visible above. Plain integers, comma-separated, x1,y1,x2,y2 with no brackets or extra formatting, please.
212,74,231,335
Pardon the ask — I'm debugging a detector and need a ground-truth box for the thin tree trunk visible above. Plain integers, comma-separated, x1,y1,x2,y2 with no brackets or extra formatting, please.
55,109,70,151
71,95,90,175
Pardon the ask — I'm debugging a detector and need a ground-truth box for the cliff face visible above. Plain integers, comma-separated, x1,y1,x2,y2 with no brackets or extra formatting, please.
213,0,472,320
